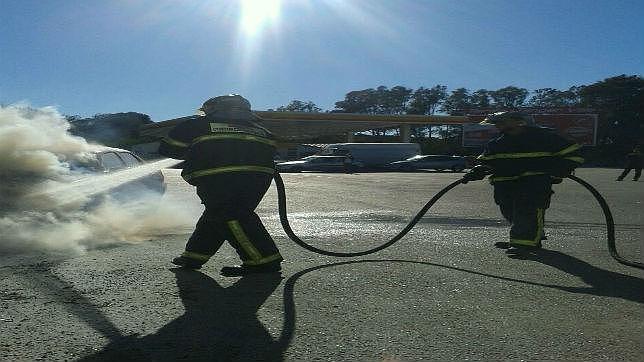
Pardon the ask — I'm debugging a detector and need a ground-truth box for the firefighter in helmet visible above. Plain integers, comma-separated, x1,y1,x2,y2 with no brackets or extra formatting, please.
463,111,584,251
158,94,282,276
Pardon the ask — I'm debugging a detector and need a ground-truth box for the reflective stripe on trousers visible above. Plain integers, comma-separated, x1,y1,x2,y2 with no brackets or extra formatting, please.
510,208,544,247
227,220,282,266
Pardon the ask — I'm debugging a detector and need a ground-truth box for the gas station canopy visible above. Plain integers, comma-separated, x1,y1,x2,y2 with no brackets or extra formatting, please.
140,111,470,141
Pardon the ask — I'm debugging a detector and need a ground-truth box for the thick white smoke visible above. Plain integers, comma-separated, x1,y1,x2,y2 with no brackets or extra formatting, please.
0,104,196,254
0,105,95,209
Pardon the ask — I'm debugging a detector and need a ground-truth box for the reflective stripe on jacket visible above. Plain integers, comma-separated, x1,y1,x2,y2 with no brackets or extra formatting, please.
477,127,584,183
158,115,276,184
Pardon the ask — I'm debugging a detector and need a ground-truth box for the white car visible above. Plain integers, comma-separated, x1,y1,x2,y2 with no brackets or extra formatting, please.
57,147,169,207
276,156,363,173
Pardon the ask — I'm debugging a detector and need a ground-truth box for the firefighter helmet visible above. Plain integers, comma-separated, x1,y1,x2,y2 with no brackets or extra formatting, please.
480,111,536,127
199,94,255,120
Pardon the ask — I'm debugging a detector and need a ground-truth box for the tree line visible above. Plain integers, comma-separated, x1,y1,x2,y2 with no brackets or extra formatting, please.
276,74,643,163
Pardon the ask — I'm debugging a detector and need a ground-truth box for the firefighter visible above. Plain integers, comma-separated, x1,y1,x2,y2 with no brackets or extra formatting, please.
463,111,584,251
616,145,642,181
158,94,282,276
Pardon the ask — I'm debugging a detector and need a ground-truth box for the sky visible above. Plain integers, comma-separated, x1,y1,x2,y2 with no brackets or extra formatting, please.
1,0,643,121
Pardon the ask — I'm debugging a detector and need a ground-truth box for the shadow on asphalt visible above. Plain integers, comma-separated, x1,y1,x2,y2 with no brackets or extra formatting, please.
79,269,283,361
18,261,122,339
506,249,644,303
17,255,643,361
285,258,644,307
274,258,644,361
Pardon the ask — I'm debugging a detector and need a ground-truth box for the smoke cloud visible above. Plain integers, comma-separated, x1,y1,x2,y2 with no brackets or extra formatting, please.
0,104,197,254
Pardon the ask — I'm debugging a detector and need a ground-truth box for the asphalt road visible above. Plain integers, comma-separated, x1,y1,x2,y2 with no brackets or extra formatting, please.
1,168,643,361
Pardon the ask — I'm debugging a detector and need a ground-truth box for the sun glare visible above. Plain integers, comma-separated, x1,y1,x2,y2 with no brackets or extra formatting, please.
240,0,281,36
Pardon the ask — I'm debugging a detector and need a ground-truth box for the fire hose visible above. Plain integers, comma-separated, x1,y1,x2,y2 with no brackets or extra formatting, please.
273,172,644,270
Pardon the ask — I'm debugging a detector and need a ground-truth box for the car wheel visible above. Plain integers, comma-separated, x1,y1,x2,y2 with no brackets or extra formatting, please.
451,166,464,172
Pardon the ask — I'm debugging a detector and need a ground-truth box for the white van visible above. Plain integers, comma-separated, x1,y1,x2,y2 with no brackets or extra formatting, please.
316,143,421,168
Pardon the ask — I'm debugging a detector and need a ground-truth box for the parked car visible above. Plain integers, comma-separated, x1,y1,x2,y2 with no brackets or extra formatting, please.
276,155,364,173
387,155,468,172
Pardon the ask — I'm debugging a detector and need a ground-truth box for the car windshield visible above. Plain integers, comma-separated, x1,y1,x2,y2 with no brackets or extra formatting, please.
100,152,127,170
67,151,141,173
118,152,141,167
67,154,100,172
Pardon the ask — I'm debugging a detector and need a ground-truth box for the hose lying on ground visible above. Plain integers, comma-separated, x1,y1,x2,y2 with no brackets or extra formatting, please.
274,172,462,257
566,174,643,270
274,172,643,270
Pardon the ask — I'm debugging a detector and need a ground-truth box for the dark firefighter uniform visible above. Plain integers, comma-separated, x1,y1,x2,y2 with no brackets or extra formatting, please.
616,146,642,181
477,122,584,248
158,104,282,270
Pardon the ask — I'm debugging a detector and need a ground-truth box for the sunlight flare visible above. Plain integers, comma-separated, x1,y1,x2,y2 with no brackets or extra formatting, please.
240,0,282,36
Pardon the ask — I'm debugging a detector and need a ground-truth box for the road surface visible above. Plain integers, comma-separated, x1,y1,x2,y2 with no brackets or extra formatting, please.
1,168,642,361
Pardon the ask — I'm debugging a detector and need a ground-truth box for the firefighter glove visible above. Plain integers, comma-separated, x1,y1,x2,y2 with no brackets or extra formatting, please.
551,167,574,178
462,165,492,183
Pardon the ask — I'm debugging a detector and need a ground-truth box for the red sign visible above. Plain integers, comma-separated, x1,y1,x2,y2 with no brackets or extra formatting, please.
462,114,597,147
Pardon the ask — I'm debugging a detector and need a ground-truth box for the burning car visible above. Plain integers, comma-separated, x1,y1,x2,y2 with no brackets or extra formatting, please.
41,147,178,209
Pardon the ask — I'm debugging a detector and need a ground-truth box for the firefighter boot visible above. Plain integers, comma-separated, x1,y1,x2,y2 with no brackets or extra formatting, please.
171,256,204,269
220,261,281,277
495,233,546,249
505,241,543,254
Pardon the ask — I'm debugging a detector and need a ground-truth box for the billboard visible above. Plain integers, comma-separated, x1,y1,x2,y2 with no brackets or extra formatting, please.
462,113,598,147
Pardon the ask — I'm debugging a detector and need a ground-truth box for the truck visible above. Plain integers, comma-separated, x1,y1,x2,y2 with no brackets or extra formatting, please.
315,143,421,169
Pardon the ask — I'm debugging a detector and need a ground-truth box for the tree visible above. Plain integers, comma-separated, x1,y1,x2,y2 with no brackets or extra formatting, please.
276,100,322,112
64,114,82,122
334,87,384,135
490,86,529,108
384,85,413,115
441,88,471,114
408,85,447,115
404,85,446,139
528,88,581,107
373,86,389,114
560,86,582,105
328,77,641,163
68,112,152,147
528,88,559,107
334,89,377,113
578,75,644,152
470,89,491,109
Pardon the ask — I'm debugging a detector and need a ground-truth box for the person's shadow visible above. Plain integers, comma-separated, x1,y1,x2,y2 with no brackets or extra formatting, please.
83,269,283,361
507,249,644,303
